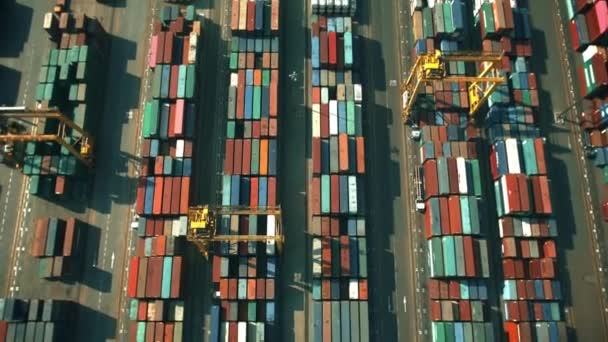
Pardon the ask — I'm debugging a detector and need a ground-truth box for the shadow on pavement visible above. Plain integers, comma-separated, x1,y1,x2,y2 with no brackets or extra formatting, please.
359,31,399,340
0,1,33,58
0,65,22,105
77,222,113,293
73,303,117,341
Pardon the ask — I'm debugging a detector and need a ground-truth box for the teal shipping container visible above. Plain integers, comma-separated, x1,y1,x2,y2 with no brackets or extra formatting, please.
161,256,173,298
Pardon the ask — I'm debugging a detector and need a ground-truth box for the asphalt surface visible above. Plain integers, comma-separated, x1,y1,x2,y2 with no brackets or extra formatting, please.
0,0,155,341
357,0,422,341
526,0,608,340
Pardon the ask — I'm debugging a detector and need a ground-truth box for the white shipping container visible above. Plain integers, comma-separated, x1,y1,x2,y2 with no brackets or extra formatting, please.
238,322,247,342
230,73,239,87
267,215,276,255
321,87,329,104
456,157,468,194
43,12,54,29
188,32,198,64
354,84,363,103
505,138,521,174
522,218,532,237
178,216,188,236
176,139,185,158
312,104,321,138
221,322,229,342
582,45,599,63
329,100,338,135
349,279,359,299
312,238,322,277
500,177,512,214
174,301,184,321
348,176,358,214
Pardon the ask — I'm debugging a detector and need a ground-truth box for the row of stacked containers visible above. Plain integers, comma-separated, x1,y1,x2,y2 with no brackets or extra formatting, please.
207,0,281,341
412,0,570,340
128,5,201,342
565,0,608,217
478,0,568,340
410,1,495,341
309,1,371,341
25,6,106,196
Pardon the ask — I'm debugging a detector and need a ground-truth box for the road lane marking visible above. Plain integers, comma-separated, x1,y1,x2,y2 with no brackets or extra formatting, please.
0,169,15,239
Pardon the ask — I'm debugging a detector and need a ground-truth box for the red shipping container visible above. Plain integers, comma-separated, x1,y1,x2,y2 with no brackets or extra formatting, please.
340,236,350,276
247,279,256,300
322,302,331,342
250,177,259,208
229,323,237,342
138,301,148,321
162,177,173,214
543,240,557,258
182,36,190,65
322,238,331,277
145,257,162,298
313,138,321,174
322,279,331,300
518,301,530,321
170,65,179,99
448,196,462,234
359,279,368,300
256,278,266,299
428,279,440,299
236,71,245,118
459,301,471,321
242,139,251,175
267,177,277,206
155,323,164,342
312,87,320,104
321,104,329,137
439,280,449,299
154,157,163,175
312,177,321,215
330,218,340,237
430,300,441,320
266,279,275,299
180,177,190,214
424,160,439,198
128,256,139,297
156,32,165,65
212,256,221,283
463,236,476,277
321,217,330,236
328,32,337,65
338,133,349,171
449,281,460,299
164,323,174,342
175,100,185,136
164,33,173,64
230,0,239,30
171,177,181,215
171,256,182,298
246,0,255,31
153,177,163,215
234,139,243,174
356,137,365,173
330,175,339,213
320,31,328,65
219,279,228,299
225,139,234,174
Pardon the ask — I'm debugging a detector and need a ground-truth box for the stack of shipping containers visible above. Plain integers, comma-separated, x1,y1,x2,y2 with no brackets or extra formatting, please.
25,8,105,196
474,0,569,340
0,298,73,341
309,1,371,341
410,1,495,340
129,5,201,341
565,0,608,217
207,0,281,340
31,217,81,279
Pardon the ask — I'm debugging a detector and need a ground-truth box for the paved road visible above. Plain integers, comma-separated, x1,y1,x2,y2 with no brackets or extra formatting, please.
0,1,155,341
357,0,421,341
527,1,608,340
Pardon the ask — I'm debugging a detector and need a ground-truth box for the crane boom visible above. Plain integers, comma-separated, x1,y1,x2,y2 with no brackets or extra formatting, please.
0,108,94,168
401,50,505,123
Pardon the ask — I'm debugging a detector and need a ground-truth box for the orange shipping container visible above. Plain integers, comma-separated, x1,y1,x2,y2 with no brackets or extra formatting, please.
231,0,239,31
259,139,268,175
180,177,190,214
356,137,365,173
153,177,163,215
338,133,349,171
254,70,262,86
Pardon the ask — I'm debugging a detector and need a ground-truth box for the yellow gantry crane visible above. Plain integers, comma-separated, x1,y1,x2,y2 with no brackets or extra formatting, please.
0,107,94,168
401,50,506,122
187,205,284,257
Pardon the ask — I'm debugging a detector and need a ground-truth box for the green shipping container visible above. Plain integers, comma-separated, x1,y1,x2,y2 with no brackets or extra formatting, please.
68,84,78,101
222,175,231,206
57,50,67,66
445,322,455,342
432,322,446,342
340,301,350,341
321,175,330,213
469,197,481,235
29,175,39,194
429,238,444,277
152,67,162,98
35,84,45,101
76,62,86,80
136,322,146,342
49,49,59,66
161,257,172,298
482,3,495,33
253,86,261,119
472,322,485,341
422,8,434,38
59,63,70,81
230,52,238,70
129,299,138,320
471,301,483,322
437,158,449,195
346,101,355,135
442,236,456,276
38,258,53,278
230,37,239,52
38,67,48,83
46,66,57,83
186,65,196,98
521,139,538,175
430,198,441,236
177,65,187,98
251,139,260,174
470,159,482,197
312,279,321,300
358,237,367,277
454,236,465,276
443,3,454,33
494,181,504,217
226,121,236,138
331,301,340,342
350,302,360,342
262,70,270,86
248,302,256,321
78,46,89,62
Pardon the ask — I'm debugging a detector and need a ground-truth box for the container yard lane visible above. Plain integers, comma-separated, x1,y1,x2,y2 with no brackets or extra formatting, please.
2,0,156,341
527,0,608,340
358,0,421,341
